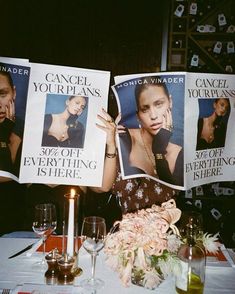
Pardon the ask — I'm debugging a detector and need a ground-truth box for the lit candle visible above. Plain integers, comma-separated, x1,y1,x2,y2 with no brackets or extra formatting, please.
67,188,75,256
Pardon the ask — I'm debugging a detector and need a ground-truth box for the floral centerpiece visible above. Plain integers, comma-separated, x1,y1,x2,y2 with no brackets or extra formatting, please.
104,199,220,290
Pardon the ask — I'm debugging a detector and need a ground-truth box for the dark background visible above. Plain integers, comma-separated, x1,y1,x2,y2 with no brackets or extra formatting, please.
1,0,169,77
0,0,170,235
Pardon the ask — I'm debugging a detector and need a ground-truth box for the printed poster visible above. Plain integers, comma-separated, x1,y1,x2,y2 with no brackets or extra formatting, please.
0,57,30,181
184,72,235,189
112,72,185,190
20,62,110,187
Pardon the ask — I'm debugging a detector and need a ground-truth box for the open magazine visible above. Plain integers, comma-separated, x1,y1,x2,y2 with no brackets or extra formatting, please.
0,57,110,187
112,72,235,190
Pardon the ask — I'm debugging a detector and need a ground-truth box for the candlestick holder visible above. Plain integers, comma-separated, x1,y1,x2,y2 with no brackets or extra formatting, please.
62,189,83,277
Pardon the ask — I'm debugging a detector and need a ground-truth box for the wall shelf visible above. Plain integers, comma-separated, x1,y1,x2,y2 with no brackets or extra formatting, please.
168,0,235,73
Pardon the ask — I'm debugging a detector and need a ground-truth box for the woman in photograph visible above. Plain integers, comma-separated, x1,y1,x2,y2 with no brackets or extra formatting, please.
42,95,87,148
196,98,230,150
0,70,18,176
118,76,183,186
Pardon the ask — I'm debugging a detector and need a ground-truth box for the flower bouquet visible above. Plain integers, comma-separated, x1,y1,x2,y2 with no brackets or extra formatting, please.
104,199,220,290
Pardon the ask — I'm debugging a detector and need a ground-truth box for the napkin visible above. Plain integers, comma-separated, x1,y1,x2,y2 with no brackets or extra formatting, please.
26,239,43,257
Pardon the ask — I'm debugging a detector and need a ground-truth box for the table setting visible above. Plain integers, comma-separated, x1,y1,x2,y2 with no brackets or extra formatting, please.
0,190,235,294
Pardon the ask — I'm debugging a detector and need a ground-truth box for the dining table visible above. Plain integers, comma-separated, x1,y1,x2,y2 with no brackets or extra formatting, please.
0,235,235,294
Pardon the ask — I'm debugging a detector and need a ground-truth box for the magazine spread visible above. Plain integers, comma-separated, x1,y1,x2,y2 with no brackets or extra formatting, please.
184,72,235,189
0,57,111,187
112,72,235,190
19,62,110,187
112,72,185,190
0,57,30,181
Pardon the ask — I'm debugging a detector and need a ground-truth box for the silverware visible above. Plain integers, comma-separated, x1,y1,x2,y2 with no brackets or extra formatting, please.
8,242,36,259
2,289,10,294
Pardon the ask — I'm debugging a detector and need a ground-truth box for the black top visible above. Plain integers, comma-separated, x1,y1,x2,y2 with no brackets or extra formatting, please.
41,114,85,148
0,118,14,172
119,129,183,186
196,117,227,150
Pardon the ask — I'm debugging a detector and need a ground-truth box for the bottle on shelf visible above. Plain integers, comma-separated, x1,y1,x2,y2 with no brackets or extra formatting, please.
175,223,206,294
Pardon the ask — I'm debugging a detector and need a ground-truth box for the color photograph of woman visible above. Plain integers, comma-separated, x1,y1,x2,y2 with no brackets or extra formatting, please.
196,98,230,151
41,94,88,148
0,70,16,175
0,62,29,179
113,75,184,188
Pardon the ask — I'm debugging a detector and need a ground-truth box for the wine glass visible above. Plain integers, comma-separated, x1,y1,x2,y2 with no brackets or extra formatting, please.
32,203,57,267
80,216,106,291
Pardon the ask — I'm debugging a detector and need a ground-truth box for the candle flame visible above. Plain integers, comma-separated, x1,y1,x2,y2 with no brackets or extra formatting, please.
70,188,76,198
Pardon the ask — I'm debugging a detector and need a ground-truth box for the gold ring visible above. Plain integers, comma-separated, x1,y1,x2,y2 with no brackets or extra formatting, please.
107,118,114,123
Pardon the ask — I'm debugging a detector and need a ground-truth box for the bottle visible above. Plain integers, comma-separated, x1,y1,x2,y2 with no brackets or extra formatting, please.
175,224,206,294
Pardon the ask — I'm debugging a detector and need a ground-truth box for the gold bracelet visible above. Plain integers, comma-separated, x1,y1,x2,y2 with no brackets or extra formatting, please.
105,152,117,158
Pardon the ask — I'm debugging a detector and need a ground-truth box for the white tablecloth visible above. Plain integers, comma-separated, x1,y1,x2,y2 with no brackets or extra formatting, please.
0,237,235,293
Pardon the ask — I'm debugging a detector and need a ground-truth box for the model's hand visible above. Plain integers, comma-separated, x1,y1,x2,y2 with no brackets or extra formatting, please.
96,108,117,149
115,113,126,134
6,99,15,122
162,108,173,132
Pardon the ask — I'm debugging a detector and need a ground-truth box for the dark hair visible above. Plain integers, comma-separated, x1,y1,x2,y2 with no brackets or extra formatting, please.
134,76,170,110
68,95,86,101
0,64,14,90
214,97,230,104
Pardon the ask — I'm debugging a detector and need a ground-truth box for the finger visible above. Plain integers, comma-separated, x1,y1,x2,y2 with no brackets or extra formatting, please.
11,99,15,119
115,112,122,125
101,108,114,123
97,114,109,125
116,125,126,134
167,108,173,126
162,112,167,129
8,100,13,119
98,109,115,126
117,125,125,130
5,105,10,119
165,108,173,131
165,108,171,126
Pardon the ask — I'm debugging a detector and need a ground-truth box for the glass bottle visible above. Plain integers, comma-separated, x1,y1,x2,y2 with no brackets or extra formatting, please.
175,224,206,294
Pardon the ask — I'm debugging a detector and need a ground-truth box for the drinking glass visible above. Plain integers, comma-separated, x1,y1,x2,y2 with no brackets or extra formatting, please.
32,203,57,267
80,216,106,291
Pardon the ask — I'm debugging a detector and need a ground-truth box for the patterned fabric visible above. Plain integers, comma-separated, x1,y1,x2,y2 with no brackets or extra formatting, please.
111,168,177,214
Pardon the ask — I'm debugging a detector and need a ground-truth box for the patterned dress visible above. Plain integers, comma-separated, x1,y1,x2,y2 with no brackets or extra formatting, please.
111,167,178,214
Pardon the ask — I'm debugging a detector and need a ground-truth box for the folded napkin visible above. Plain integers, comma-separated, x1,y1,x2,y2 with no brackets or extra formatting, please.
26,239,43,257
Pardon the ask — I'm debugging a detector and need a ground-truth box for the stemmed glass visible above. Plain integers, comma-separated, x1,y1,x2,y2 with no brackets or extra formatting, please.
32,203,57,267
80,216,106,291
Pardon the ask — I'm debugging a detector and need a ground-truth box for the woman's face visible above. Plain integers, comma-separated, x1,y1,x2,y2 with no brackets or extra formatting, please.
137,85,172,135
0,74,16,123
214,98,229,117
66,96,86,116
